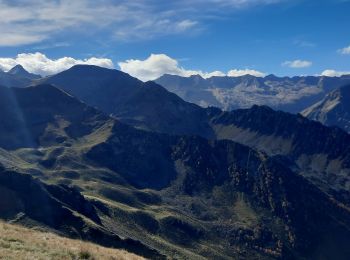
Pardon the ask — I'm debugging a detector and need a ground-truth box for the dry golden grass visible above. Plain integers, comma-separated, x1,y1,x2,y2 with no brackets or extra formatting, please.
0,221,144,260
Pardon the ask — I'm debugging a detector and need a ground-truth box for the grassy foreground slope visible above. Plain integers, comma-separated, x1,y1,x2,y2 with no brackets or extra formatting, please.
0,221,143,260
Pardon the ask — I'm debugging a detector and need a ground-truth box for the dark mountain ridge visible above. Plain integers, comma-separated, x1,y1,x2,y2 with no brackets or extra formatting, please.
208,105,350,206
38,66,350,206
1,83,349,258
40,65,214,137
0,84,108,149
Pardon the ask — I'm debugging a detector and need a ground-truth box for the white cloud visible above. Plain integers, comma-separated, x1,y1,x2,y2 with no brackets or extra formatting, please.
0,0,201,45
118,53,265,81
282,59,312,68
338,45,350,55
293,40,315,48
176,20,199,32
227,69,266,77
321,69,350,77
0,0,284,46
0,34,47,47
0,52,114,76
209,0,283,8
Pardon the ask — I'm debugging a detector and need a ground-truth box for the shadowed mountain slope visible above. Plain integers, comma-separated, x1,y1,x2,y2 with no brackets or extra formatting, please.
40,65,214,137
208,105,350,206
0,65,40,88
0,84,109,149
38,66,350,206
0,84,349,258
0,165,162,259
7,65,41,80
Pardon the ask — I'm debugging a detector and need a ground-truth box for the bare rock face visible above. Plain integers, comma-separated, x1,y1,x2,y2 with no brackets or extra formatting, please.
156,73,350,113
302,85,350,133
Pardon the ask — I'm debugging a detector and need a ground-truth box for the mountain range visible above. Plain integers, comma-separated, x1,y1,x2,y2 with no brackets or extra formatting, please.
0,65,349,259
155,73,350,113
37,66,350,205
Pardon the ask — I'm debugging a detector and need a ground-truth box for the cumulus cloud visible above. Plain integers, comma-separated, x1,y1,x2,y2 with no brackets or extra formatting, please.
282,60,312,68
338,45,350,55
227,69,266,77
321,69,350,77
118,54,265,81
0,53,114,76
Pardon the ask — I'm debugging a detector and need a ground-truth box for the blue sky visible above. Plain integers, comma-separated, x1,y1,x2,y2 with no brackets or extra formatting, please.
0,0,349,80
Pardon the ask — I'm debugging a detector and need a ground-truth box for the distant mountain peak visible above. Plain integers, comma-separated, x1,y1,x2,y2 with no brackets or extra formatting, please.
69,64,113,71
7,64,41,79
159,73,177,78
60,64,135,80
189,74,204,79
264,74,278,80
250,104,274,111
8,64,27,74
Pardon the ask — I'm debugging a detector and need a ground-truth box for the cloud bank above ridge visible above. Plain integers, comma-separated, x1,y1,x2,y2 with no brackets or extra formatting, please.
119,54,266,81
0,52,348,79
0,53,114,76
